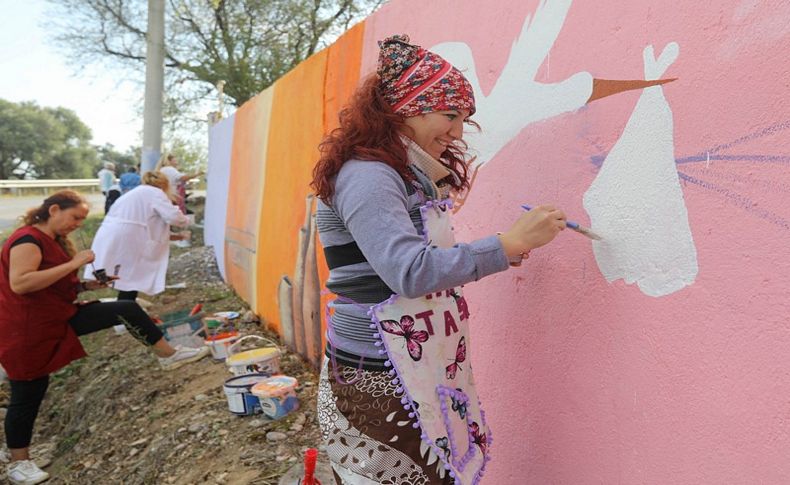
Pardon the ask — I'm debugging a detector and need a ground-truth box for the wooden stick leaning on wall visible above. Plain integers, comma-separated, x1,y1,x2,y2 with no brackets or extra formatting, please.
302,213,322,369
278,276,295,351
291,194,314,358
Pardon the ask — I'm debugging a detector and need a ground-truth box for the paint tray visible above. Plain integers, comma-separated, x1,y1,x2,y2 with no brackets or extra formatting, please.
159,309,205,347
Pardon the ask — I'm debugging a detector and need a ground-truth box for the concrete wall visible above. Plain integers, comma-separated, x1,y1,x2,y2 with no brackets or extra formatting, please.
205,1,790,482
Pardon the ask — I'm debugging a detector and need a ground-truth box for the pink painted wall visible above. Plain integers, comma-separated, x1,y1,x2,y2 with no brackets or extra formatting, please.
362,1,790,483
205,0,789,481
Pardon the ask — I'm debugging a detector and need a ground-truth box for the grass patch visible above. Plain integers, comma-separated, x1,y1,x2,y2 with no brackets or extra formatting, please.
72,214,105,250
57,432,82,454
0,227,14,243
51,359,88,383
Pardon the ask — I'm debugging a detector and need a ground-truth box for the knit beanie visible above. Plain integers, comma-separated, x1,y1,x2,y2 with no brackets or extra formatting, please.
376,34,475,118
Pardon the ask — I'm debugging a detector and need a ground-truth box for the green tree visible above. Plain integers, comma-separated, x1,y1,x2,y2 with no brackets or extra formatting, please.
97,144,140,174
0,99,99,179
160,138,207,174
47,0,385,113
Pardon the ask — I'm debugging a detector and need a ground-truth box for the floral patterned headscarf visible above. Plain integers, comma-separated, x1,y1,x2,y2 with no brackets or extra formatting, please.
376,34,476,118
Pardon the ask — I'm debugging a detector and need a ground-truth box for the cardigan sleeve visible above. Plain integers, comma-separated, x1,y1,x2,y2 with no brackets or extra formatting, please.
332,160,509,298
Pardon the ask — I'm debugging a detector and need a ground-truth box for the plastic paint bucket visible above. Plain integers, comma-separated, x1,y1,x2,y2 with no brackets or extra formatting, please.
222,373,270,416
205,331,240,361
225,336,281,376
251,376,299,420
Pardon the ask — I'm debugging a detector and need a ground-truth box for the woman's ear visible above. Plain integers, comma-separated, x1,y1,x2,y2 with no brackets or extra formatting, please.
48,204,61,218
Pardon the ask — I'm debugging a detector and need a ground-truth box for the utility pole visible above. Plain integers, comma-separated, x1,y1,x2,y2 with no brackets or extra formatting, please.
140,0,165,174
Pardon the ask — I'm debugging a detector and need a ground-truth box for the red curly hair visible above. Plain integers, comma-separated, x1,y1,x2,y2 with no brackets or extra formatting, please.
311,74,474,203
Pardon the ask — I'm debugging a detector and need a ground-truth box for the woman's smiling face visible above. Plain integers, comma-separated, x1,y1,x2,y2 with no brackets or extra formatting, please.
402,109,470,159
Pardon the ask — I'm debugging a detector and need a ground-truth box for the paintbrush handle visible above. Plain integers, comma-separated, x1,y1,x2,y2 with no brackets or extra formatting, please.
520,204,579,229
521,204,601,240
76,231,97,271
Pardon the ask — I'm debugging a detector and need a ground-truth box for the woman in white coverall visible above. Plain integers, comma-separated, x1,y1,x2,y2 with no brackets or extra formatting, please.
85,171,190,301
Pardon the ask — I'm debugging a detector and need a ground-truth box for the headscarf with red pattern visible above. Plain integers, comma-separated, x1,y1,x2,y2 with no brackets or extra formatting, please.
377,34,476,118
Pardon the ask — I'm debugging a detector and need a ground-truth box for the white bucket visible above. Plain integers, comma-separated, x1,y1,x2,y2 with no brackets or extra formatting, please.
205,331,240,361
225,336,281,376
222,373,269,416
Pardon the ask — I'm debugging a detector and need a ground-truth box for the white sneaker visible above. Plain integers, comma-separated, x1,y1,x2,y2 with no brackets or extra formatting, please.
7,460,50,485
158,345,210,370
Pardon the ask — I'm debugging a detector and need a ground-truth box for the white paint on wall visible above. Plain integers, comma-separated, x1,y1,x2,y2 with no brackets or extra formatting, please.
431,0,592,170
583,43,699,297
431,4,698,297
205,114,235,280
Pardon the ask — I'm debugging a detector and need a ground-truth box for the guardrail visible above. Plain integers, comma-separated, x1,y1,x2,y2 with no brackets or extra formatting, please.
0,179,102,196
0,178,204,196
0,179,100,188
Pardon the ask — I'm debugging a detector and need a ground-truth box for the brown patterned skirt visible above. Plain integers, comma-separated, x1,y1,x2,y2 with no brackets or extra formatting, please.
318,359,453,485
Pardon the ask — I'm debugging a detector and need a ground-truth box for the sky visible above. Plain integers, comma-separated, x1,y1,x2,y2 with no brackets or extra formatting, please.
0,0,142,151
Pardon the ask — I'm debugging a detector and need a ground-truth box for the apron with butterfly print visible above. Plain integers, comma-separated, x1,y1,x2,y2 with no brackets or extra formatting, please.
370,198,491,485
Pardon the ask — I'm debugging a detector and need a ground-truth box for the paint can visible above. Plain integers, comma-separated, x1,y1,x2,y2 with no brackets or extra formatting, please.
222,373,270,416
251,376,299,420
205,331,240,361
225,335,281,376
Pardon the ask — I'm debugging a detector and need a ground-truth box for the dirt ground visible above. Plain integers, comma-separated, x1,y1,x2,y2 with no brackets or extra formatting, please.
0,198,328,485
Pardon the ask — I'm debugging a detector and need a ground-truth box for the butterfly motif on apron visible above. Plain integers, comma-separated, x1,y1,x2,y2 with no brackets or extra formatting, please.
368,199,492,484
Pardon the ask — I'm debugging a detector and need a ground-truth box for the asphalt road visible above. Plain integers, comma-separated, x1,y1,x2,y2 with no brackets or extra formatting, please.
0,193,106,233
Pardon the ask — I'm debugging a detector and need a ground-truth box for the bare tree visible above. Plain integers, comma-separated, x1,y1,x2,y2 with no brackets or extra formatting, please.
46,0,384,115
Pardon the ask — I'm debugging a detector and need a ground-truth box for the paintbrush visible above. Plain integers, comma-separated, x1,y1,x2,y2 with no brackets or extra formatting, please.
76,230,113,284
521,204,602,241
76,230,98,272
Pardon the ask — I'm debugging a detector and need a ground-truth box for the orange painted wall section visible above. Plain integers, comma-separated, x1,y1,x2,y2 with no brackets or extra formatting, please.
323,24,366,136
256,55,327,330
224,89,274,308
254,24,365,334
254,52,329,331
